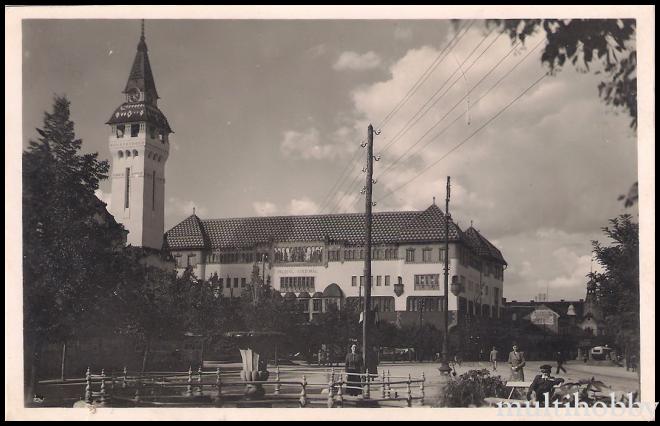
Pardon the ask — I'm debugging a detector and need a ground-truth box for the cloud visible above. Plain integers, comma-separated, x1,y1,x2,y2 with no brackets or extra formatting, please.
332,25,637,300
280,126,359,161
394,26,413,41
333,51,382,71
253,201,278,217
287,198,319,215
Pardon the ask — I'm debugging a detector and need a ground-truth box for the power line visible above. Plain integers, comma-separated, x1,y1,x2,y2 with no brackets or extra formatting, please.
376,71,549,204
316,143,363,214
375,20,475,131
376,38,544,182
379,28,500,156
318,21,474,215
327,24,488,215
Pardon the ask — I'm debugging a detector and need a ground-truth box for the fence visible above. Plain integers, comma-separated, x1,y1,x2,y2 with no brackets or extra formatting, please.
38,365,426,408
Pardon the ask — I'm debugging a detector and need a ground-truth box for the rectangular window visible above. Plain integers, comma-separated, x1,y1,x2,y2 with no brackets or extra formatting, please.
439,249,446,262
414,274,440,290
218,278,224,288
359,276,364,287
226,278,231,288
328,250,340,261
124,167,130,209
358,249,364,260
116,124,125,138
371,296,395,312
241,278,246,288
406,248,415,262
351,276,357,287
130,123,140,137
406,296,443,312
280,276,315,292
385,275,391,286
312,299,322,312
422,248,433,263
234,278,239,288
187,254,196,267
152,170,156,210
376,276,382,286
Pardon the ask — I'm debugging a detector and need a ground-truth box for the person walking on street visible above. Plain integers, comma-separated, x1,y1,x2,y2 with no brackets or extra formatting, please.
555,350,567,374
490,346,499,371
508,344,526,381
345,344,363,396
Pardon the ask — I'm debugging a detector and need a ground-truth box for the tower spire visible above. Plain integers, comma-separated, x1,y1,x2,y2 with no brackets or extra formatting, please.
141,19,145,41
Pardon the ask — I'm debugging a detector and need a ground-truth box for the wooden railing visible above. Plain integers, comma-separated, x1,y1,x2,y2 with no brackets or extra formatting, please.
38,365,425,408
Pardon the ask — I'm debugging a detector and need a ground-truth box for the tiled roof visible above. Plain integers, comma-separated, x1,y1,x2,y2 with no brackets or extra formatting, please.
165,204,469,250
106,102,173,133
464,227,507,265
164,214,210,249
124,37,159,100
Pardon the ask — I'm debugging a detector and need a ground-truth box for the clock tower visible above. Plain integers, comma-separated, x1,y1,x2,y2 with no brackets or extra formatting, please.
106,21,172,250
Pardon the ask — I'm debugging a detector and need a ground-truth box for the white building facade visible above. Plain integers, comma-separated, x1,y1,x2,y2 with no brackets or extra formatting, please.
164,204,507,326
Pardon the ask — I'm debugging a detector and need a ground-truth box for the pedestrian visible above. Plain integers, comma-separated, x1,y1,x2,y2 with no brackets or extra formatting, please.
344,344,363,396
366,345,379,378
508,344,526,381
527,364,565,407
490,346,499,371
555,350,567,374
630,354,637,372
479,348,485,362
583,351,588,364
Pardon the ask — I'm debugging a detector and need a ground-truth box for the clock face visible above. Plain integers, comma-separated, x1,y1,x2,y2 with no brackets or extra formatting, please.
127,89,140,103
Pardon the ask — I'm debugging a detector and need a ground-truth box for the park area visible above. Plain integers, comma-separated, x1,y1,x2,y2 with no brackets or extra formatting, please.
33,359,639,408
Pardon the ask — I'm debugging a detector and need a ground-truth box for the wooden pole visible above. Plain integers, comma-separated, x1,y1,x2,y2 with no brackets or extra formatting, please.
186,365,193,397
60,342,67,382
438,176,452,375
84,367,92,404
299,375,307,407
362,124,374,373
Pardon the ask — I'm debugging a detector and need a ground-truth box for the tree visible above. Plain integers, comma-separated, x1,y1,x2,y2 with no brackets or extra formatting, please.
22,96,127,402
486,19,638,207
589,214,639,366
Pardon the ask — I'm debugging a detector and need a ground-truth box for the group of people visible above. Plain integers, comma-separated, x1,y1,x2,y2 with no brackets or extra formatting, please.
342,342,569,405
493,344,567,406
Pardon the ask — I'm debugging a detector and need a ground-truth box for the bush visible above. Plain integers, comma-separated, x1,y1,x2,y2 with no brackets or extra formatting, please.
438,369,507,407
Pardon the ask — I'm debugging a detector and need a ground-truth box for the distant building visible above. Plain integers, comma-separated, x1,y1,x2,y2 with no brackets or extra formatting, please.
164,204,507,327
504,299,586,335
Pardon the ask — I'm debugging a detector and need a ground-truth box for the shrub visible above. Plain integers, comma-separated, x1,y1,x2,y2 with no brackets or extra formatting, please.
438,369,507,407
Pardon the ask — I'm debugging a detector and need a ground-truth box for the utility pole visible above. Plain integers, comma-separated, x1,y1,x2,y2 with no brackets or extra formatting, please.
362,124,375,373
438,176,452,375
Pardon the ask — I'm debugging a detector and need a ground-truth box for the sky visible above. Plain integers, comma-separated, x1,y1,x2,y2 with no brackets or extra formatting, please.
22,18,639,302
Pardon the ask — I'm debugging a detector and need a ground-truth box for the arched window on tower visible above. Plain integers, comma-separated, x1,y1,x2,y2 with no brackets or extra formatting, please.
132,150,138,157
125,150,131,157
118,151,124,158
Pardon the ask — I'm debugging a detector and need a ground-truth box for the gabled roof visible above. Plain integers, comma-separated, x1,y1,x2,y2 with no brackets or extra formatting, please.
164,204,471,251
464,226,507,265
